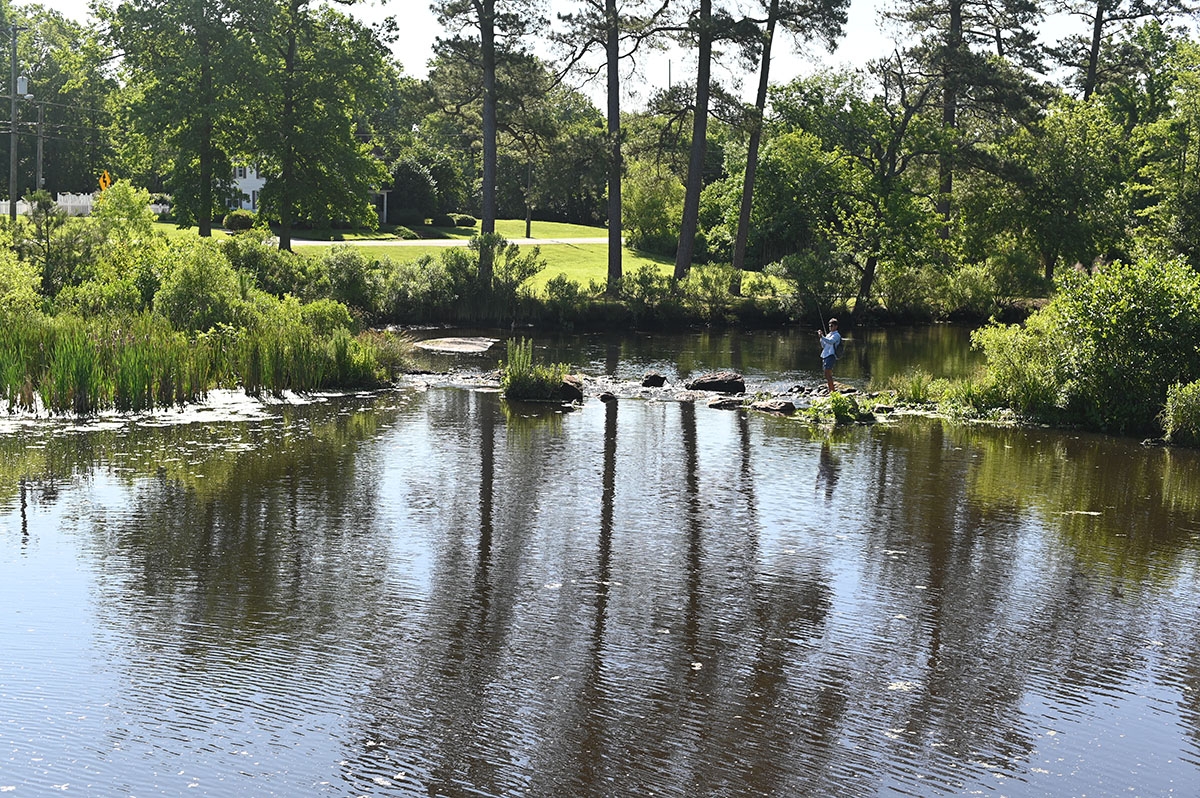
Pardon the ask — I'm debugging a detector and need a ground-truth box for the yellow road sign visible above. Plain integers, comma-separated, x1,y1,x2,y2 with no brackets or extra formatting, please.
99,170,112,191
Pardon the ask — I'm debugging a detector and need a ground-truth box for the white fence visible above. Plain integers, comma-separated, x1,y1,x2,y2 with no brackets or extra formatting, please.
0,193,170,218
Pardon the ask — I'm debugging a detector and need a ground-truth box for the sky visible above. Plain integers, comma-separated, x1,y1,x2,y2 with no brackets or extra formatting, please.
18,0,1088,106
14,0,904,103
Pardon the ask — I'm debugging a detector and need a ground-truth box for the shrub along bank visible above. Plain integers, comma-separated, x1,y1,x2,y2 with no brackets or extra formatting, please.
872,253,1200,441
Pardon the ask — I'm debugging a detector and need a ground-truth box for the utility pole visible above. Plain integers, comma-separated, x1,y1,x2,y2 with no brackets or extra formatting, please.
35,101,42,192
9,23,18,223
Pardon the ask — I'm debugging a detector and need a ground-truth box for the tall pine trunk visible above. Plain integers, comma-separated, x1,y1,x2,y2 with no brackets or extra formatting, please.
605,0,623,295
732,0,778,273
479,0,498,283
674,0,713,281
937,0,963,234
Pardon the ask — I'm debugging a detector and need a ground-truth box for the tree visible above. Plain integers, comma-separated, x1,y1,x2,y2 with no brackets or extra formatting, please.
1131,35,1200,266
891,0,1046,230
433,0,545,281
731,0,849,273
105,0,246,236
556,0,670,293
246,0,390,251
1004,97,1132,280
1052,0,1195,100
11,5,118,195
756,61,944,313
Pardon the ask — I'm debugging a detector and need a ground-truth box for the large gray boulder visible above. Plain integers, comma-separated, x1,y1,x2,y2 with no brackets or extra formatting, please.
685,371,745,394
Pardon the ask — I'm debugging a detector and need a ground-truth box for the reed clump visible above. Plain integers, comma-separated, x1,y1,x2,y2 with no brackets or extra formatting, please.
500,337,569,401
0,312,398,415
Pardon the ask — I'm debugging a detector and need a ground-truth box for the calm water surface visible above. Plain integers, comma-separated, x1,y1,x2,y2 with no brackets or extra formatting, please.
3,328,1200,797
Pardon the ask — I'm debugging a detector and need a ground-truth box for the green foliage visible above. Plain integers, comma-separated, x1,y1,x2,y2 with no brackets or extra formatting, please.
543,273,586,326
0,241,41,319
299,298,355,337
223,209,256,231
389,157,437,224
974,253,1200,431
970,314,1065,417
381,255,456,323
154,241,247,332
1161,381,1200,446
803,392,861,425
17,191,101,298
619,262,677,324
358,330,414,379
622,159,683,255
453,214,477,227
324,246,385,316
221,232,316,299
680,263,738,323
887,368,943,404
500,337,569,401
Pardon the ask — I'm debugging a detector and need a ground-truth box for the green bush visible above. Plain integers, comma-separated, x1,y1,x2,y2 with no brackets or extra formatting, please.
501,337,569,401
680,263,738,323
620,262,675,323
382,255,455,323
1161,381,1200,446
887,368,942,404
221,232,313,298
453,214,477,227
544,273,585,326
154,241,247,332
973,253,1200,432
430,213,456,228
223,209,256,231
324,246,384,316
394,226,419,240
299,298,355,337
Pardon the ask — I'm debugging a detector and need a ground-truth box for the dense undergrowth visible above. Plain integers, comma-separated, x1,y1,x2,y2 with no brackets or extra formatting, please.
864,252,1200,442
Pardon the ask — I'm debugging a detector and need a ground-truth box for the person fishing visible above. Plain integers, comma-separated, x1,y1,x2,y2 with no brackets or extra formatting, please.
818,318,841,393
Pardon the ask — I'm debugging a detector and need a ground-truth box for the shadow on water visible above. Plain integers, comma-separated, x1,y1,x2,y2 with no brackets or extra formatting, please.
4,348,1200,796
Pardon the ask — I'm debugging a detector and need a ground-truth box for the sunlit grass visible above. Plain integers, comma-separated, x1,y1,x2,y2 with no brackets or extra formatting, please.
430,220,609,240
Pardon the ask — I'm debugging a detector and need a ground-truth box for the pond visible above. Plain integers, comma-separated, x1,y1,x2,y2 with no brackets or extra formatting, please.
3,327,1199,797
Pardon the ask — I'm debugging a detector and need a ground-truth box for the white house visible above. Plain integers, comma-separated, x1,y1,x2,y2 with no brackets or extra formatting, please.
231,165,266,211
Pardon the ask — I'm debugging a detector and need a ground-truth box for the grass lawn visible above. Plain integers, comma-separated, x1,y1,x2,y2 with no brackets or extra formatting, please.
151,219,666,295
156,218,608,243
425,220,609,240
349,242,673,294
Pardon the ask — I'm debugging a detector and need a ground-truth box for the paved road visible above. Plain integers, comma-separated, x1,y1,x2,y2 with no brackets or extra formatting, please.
291,236,612,247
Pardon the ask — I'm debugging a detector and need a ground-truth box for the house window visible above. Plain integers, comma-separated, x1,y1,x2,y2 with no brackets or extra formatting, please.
236,166,246,179
251,190,259,210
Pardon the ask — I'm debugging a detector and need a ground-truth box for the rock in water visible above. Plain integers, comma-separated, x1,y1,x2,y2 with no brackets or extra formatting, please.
685,371,745,394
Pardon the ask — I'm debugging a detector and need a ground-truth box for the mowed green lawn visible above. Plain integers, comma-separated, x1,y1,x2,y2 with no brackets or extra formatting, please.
153,219,672,294
348,242,673,293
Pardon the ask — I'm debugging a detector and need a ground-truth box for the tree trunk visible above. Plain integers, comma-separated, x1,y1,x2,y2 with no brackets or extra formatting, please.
605,0,622,295
1082,1,1107,100
277,1,301,253
938,0,963,235
479,0,498,283
856,253,879,315
198,33,213,238
732,0,778,273
674,0,713,281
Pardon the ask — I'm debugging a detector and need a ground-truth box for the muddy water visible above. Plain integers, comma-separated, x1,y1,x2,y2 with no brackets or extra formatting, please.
3,329,1200,797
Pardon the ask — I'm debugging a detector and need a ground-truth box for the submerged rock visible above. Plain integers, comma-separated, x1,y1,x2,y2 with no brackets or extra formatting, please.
685,371,745,394
642,372,667,388
751,399,796,415
708,397,745,410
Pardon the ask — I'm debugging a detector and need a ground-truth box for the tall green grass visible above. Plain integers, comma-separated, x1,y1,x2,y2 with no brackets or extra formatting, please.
500,338,569,401
0,312,399,414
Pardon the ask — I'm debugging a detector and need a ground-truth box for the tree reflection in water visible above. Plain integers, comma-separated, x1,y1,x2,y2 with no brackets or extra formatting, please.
4,386,1200,797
